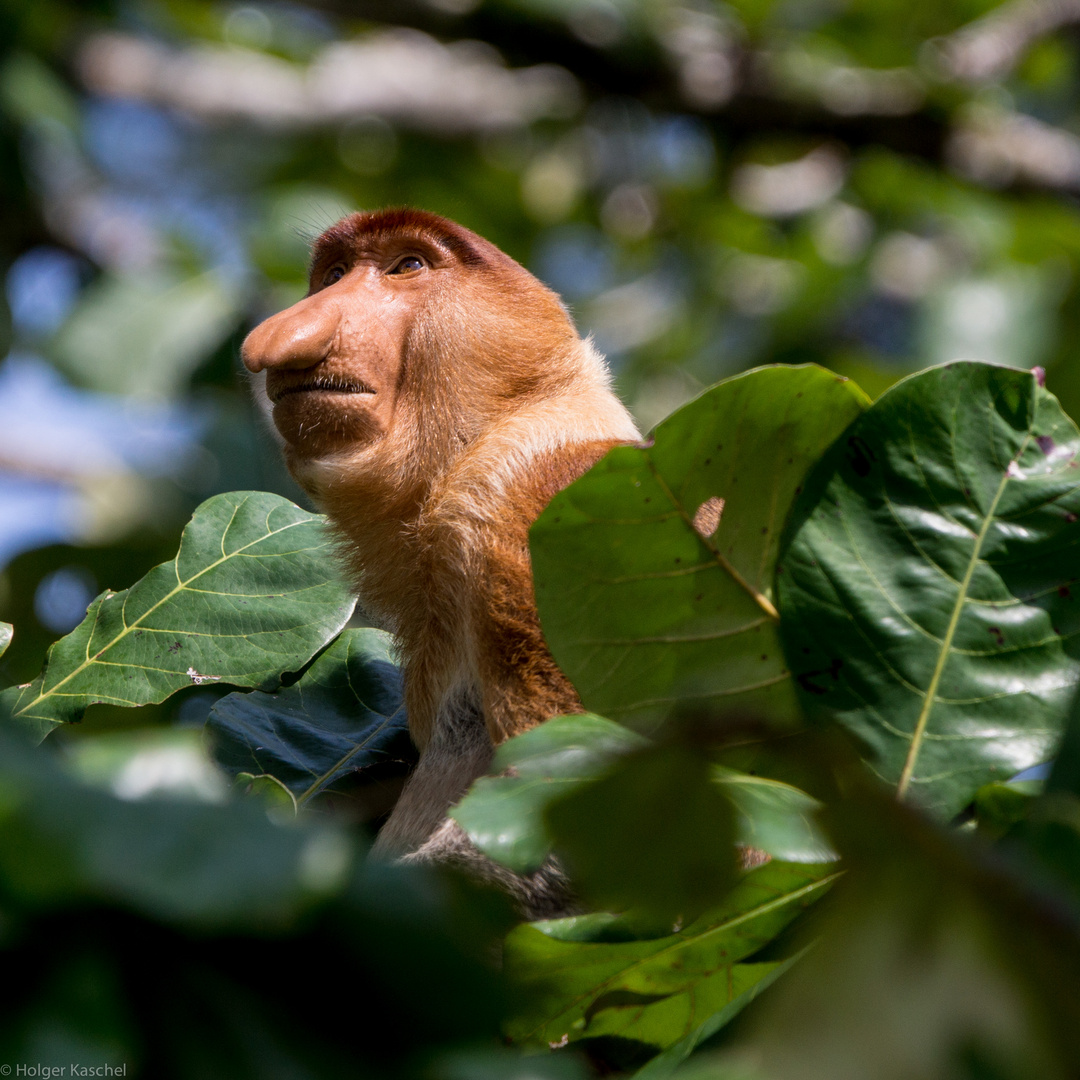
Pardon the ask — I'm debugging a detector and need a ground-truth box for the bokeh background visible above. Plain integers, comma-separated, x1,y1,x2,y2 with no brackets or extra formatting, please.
4,0,1080,727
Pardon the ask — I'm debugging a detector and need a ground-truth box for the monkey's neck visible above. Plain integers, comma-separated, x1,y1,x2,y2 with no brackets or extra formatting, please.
302,431,612,748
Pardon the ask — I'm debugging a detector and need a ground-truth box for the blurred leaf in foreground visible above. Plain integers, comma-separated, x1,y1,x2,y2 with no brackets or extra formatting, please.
685,794,1080,1080
0,724,353,930
452,713,648,874
545,744,738,922
0,715,517,1073
453,715,834,874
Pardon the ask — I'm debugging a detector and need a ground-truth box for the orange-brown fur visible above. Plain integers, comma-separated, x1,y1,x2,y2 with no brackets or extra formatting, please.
242,209,639,907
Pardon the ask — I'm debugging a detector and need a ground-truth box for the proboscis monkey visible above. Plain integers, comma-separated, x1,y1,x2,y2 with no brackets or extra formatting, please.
241,209,640,916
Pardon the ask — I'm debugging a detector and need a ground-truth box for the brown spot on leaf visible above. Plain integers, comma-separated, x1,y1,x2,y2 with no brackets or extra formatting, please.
1037,436,1055,455
692,496,725,538
988,626,1004,646
1033,365,1046,387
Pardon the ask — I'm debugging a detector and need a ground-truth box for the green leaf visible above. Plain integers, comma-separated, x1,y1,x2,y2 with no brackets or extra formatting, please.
778,362,1080,817
714,768,837,863
545,745,738,922
632,954,801,1078
451,713,648,874
207,627,407,803
531,364,869,732
504,861,837,1050
234,771,298,815
0,622,11,660
452,715,834,873
1,491,355,739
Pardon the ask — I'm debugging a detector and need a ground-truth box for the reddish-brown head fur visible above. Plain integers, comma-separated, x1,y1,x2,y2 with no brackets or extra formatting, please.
242,208,639,856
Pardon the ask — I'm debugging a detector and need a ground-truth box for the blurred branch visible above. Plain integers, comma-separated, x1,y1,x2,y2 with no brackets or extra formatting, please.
77,29,580,133
73,14,949,167
942,0,1080,84
948,105,1080,190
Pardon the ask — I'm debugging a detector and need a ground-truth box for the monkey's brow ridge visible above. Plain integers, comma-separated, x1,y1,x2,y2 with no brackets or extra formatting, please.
309,209,488,271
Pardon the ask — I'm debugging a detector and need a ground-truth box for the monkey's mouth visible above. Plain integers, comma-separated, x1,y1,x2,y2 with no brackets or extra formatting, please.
269,376,376,402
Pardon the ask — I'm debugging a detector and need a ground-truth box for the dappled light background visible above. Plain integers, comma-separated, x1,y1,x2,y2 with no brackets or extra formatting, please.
5,0,1080,717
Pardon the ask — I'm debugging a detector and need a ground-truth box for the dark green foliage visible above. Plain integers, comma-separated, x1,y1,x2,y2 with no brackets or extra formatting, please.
207,627,409,805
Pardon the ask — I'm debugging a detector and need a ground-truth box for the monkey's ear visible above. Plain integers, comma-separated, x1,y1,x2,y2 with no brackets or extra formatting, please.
245,367,286,446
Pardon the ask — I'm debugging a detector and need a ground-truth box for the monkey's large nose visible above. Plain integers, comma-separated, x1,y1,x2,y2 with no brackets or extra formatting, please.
241,293,338,373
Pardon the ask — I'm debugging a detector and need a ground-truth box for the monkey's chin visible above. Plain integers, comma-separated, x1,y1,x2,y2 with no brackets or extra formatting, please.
272,394,384,458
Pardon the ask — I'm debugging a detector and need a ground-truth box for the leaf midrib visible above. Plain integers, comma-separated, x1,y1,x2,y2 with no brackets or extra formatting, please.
895,440,1029,798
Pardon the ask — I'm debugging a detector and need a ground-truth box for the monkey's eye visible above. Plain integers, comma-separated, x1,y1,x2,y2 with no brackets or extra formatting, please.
322,265,347,287
389,256,425,275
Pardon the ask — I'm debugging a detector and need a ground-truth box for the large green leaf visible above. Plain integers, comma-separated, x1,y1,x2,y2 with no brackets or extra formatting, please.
504,861,837,1050
452,715,834,874
531,365,869,732
777,363,1080,816
1,491,355,739
207,627,408,803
